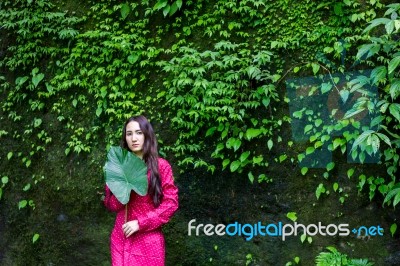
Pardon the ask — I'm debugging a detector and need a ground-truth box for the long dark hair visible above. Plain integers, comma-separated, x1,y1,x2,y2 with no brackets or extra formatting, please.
121,115,163,207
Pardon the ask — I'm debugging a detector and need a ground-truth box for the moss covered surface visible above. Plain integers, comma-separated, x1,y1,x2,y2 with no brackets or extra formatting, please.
1,0,400,265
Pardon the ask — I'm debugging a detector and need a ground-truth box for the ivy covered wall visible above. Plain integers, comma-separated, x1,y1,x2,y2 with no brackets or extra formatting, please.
1,0,400,265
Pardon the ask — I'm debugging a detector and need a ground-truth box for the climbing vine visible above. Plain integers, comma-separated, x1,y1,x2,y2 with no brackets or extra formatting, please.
288,3,400,207
0,0,396,264
160,41,282,182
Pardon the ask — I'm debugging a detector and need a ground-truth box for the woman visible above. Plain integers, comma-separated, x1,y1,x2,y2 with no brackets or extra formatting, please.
104,115,179,265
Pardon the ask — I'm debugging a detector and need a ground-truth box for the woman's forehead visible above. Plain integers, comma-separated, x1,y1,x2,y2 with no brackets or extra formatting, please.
126,121,141,131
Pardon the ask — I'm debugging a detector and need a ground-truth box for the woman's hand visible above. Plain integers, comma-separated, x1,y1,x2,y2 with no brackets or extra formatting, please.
122,220,139,238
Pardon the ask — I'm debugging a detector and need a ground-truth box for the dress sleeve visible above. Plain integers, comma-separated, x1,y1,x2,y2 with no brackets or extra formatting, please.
103,184,125,212
136,159,179,232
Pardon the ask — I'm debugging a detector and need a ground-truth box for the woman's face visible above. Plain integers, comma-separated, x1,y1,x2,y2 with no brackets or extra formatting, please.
125,121,145,158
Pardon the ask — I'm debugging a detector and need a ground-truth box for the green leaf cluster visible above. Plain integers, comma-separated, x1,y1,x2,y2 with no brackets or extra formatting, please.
316,246,374,266
0,0,394,263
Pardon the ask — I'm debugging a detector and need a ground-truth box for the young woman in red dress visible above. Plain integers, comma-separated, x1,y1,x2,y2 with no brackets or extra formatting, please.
104,115,179,265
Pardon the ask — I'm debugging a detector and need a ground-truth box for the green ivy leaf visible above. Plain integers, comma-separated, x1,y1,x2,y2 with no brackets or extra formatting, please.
16,76,29,86
293,110,303,119
19,200,28,209
304,124,313,134
326,162,335,171
356,43,380,60
169,2,179,16
321,83,333,94
333,182,339,192
385,20,395,34
334,3,343,15
154,0,168,10
34,118,42,128
388,56,400,74
253,156,263,164
306,147,314,155
233,139,242,152
298,153,305,162
375,132,391,148
351,130,374,152
222,159,230,169
363,18,391,33
121,3,130,19
262,97,270,108
245,128,262,140
314,119,323,127
128,54,139,64
339,89,349,103
358,174,366,191
240,151,250,162
248,171,254,184
23,183,31,191
301,167,308,175
390,223,397,237
32,233,40,244
316,183,326,200
96,107,102,117
1,176,9,184
267,139,273,150
205,127,216,137
286,212,297,222
176,0,183,9
389,80,400,99
32,73,44,88
300,234,306,243
230,160,241,172
163,5,171,17
371,66,387,84
311,63,320,75
389,103,400,122
343,108,365,119
347,168,354,178
384,183,400,206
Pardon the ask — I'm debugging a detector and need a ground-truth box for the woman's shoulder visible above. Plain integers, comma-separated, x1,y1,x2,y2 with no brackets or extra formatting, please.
157,157,173,179
157,157,171,168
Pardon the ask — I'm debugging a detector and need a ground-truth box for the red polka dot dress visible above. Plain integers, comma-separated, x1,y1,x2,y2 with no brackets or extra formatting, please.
104,158,179,266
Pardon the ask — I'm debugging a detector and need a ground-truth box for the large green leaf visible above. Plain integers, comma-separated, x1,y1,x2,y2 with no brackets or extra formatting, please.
120,3,130,20
104,146,148,204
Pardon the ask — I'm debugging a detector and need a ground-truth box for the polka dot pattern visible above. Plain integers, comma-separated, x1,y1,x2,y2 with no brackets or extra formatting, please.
104,158,179,265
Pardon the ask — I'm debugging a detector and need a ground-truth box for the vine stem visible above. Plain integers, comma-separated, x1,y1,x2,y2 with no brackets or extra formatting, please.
125,204,127,224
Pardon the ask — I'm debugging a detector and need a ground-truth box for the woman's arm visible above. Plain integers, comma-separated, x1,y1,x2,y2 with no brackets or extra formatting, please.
136,159,179,231
103,184,125,212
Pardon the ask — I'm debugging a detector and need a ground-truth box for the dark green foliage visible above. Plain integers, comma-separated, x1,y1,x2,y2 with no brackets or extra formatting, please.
160,41,282,178
315,246,374,266
0,0,397,264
